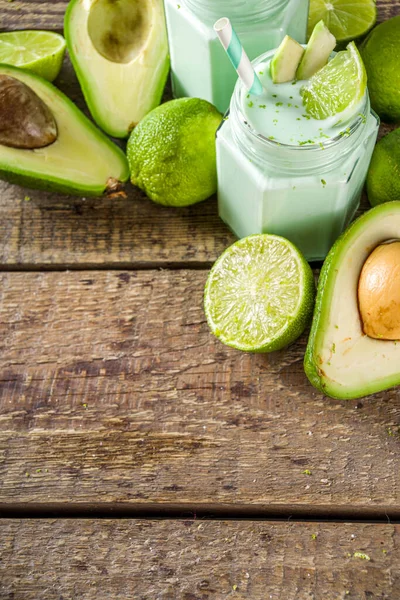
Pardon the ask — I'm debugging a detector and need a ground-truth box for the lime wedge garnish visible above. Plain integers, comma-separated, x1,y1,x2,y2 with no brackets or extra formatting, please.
0,31,66,82
308,0,376,43
301,42,367,121
204,235,315,353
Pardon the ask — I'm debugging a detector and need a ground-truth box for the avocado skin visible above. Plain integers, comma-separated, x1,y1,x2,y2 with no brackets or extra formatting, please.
303,238,335,396
0,167,116,197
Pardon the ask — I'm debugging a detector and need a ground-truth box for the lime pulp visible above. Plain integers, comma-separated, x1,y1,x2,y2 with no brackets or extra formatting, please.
0,31,66,82
204,235,315,353
301,42,367,121
308,0,376,42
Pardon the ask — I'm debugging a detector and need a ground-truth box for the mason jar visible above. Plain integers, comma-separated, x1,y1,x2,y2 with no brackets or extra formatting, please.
163,0,309,113
216,51,380,261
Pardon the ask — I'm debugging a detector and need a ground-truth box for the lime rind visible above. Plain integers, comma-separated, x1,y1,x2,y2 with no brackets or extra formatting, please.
300,42,367,122
204,234,315,353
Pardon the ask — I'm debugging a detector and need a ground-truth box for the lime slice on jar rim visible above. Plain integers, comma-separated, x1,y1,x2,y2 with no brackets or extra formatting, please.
301,42,367,124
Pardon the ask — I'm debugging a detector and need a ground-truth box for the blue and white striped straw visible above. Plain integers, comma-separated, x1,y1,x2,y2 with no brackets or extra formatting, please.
214,17,263,96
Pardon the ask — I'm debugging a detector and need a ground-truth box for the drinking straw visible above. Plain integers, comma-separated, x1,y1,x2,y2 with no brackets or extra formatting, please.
214,17,264,96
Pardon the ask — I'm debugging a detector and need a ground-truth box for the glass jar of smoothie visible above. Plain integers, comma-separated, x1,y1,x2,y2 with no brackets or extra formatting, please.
163,0,309,113
216,49,380,261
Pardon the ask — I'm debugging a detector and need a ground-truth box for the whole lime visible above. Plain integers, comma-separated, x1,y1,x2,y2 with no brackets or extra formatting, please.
127,98,222,207
360,16,400,122
366,127,400,206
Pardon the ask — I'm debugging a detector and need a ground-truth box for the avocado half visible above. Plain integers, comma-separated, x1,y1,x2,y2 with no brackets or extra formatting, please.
65,0,170,138
0,64,129,196
305,202,400,400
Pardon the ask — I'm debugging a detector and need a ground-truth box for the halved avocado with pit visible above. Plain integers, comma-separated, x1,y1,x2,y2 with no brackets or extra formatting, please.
305,202,400,399
0,64,129,196
65,0,170,138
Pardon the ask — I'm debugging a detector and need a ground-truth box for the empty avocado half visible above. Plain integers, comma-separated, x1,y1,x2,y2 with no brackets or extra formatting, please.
305,202,400,399
0,64,129,196
65,0,170,138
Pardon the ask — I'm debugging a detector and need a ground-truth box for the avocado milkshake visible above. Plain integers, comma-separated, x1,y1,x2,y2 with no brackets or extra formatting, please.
163,0,309,113
217,50,379,261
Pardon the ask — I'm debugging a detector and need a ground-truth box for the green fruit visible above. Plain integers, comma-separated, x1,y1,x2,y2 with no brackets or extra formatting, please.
308,0,376,43
367,128,400,207
0,31,66,82
301,42,367,122
360,16,400,122
127,98,222,207
270,35,304,84
305,202,400,399
65,0,170,138
296,20,336,80
204,234,315,353
0,64,129,196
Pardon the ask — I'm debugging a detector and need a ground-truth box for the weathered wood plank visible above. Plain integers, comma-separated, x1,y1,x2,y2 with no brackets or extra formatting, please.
0,1,68,31
0,269,399,512
1,520,399,599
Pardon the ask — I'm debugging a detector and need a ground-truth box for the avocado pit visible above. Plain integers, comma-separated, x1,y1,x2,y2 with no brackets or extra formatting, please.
0,75,58,149
358,241,400,340
87,0,152,64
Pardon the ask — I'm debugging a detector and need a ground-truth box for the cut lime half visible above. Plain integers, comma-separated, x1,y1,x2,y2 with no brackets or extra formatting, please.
204,235,315,353
308,0,376,43
301,42,367,121
0,31,66,82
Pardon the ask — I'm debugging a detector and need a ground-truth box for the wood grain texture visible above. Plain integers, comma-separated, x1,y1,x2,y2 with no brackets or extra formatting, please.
0,269,400,512
1,519,400,599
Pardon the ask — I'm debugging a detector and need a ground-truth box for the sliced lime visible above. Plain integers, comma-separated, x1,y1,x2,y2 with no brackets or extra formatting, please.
301,42,367,121
204,235,315,353
308,0,376,43
0,31,66,82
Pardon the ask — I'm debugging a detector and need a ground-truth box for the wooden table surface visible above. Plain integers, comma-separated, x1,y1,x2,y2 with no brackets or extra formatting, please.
1,1,400,598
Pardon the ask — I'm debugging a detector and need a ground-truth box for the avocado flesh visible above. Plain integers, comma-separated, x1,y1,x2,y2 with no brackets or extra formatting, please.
305,202,400,400
296,20,336,80
270,35,305,83
0,64,129,196
65,0,170,138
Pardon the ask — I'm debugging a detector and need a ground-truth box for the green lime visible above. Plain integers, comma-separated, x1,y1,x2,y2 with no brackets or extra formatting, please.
360,16,400,122
301,42,367,121
0,31,66,82
204,235,315,353
307,0,376,42
367,128,400,207
127,98,222,207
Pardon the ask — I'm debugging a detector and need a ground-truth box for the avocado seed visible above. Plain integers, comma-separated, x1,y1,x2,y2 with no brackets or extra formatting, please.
0,75,57,149
358,241,400,340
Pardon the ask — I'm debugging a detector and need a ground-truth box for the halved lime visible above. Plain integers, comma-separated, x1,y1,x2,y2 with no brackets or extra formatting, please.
204,235,315,353
308,0,376,43
301,42,367,121
0,31,66,82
